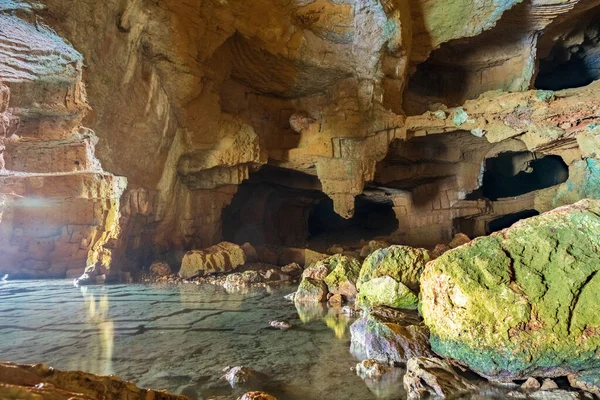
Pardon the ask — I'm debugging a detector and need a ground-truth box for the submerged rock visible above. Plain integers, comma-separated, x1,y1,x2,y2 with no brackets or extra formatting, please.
350,312,434,364
355,359,391,379
420,200,600,380
238,392,277,400
357,245,430,292
403,357,477,399
179,242,245,279
294,278,328,302
569,369,600,397
357,276,419,310
222,366,261,387
0,362,189,399
269,320,292,330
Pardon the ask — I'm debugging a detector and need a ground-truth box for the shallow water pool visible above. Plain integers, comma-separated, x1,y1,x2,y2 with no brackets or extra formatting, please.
0,280,408,399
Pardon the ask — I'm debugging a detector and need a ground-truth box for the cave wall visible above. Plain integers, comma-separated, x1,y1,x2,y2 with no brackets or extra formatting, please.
1,0,600,277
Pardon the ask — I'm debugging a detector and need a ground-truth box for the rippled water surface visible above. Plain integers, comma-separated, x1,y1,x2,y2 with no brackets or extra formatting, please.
0,280,408,399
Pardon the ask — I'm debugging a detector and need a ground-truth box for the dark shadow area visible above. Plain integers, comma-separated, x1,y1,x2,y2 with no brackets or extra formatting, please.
536,16,600,91
487,210,540,234
479,152,568,201
536,53,597,90
308,196,398,241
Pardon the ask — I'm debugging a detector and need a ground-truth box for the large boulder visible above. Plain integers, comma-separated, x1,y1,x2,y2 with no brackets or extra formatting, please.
178,242,246,279
357,246,430,292
296,254,361,301
420,200,600,381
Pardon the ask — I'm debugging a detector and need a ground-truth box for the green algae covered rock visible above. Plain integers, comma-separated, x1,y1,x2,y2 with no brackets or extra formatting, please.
357,276,419,310
295,277,328,302
322,254,361,299
358,245,430,292
420,199,600,381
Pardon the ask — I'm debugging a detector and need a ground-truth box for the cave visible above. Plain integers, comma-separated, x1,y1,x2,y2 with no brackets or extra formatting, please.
487,210,540,234
536,16,600,90
3,1,600,399
307,195,399,244
477,152,569,201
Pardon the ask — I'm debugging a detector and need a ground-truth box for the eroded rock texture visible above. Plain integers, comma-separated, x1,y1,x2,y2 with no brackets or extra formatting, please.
1,0,600,276
0,12,126,278
420,199,600,380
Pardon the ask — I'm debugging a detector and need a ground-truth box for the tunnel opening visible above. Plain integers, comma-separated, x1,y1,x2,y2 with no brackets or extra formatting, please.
307,195,398,245
222,166,398,248
535,17,600,90
487,210,540,234
476,152,568,201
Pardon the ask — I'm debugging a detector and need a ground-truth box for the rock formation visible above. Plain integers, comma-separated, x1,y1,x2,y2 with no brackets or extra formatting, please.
420,199,600,381
0,362,188,399
1,0,600,277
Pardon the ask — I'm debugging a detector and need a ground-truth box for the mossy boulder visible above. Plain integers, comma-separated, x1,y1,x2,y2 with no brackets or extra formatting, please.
322,254,361,299
357,245,430,292
294,277,328,302
420,200,600,381
357,276,419,310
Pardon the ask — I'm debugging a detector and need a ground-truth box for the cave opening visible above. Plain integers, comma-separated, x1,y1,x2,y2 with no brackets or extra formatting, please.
535,17,600,90
487,210,540,234
471,151,569,201
307,195,398,244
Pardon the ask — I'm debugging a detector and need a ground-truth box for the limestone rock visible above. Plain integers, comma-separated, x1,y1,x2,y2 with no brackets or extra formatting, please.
0,362,188,399
540,379,559,391
322,255,362,299
355,359,391,379
280,262,303,277
222,366,261,388
568,370,600,398
150,262,172,277
294,278,328,302
359,240,390,258
522,377,541,390
420,199,600,380
349,313,434,364
179,242,246,279
225,270,262,286
403,357,477,399
448,233,471,248
238,392,276,400
357,246,430,292
357,276,419,310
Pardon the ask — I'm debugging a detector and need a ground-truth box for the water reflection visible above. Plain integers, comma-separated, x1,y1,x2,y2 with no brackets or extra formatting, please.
294,301,352,339
78,286,114,375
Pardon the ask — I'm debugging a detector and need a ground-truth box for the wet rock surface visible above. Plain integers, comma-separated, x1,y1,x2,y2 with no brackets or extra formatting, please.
403,357,477,399
0,362,188,400
350,311,434,364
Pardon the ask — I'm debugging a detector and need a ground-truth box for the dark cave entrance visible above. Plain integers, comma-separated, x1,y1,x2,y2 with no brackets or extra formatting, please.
471,151,569,201
487,210,540,234
535,16,600,91
221,167,398,248
307,195,398,244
